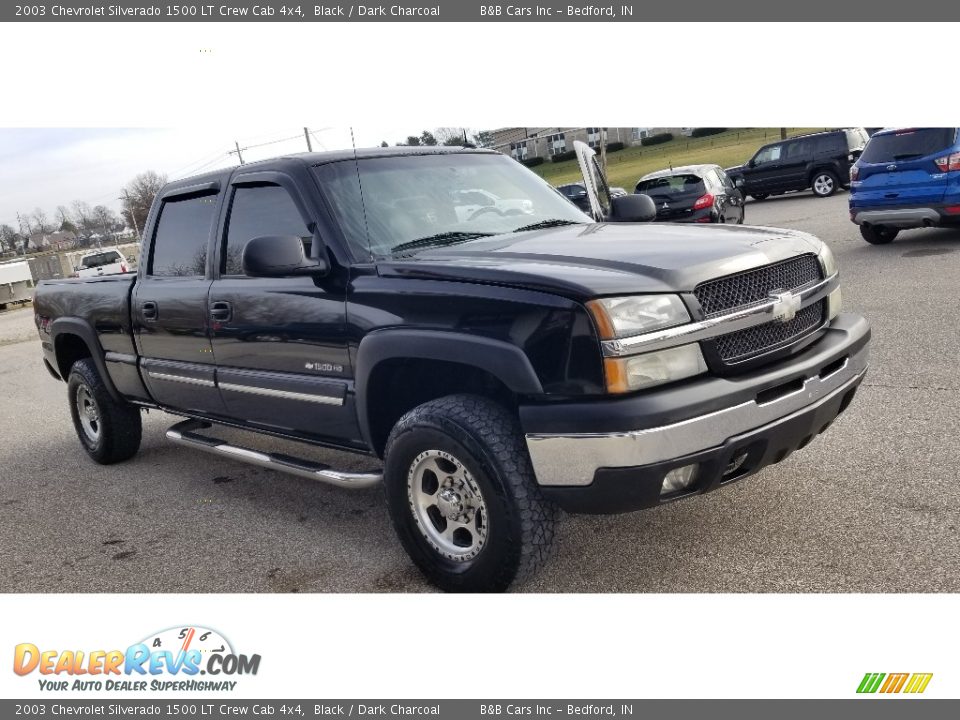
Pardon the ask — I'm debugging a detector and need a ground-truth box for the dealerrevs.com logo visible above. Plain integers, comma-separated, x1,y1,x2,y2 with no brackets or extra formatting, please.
13,626,261,693
857,673,933,695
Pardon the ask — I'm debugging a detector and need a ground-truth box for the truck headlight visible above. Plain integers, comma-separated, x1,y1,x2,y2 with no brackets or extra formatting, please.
818,242,838,277
587,294,691,338
818,243,842,320
604,344,708,393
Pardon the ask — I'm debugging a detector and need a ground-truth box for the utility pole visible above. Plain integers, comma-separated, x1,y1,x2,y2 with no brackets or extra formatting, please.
230,141,245,165
121,191,142,243
304,127,313,152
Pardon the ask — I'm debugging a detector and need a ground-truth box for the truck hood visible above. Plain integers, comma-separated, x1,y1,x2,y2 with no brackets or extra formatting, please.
376,222,823,299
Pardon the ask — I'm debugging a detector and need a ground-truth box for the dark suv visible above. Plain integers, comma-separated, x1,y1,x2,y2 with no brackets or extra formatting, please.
727,129,869,201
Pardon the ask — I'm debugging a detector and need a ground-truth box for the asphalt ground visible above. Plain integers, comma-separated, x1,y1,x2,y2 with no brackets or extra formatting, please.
2,189,959,592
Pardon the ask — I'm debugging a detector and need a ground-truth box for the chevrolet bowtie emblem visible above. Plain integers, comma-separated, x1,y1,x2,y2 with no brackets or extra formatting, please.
769,290,801,323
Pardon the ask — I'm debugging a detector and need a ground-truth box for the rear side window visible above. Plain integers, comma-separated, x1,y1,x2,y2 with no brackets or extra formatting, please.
149,194,219,277
223,184,310,275
811,135,843,154
860,128,958,163
81,251,122,268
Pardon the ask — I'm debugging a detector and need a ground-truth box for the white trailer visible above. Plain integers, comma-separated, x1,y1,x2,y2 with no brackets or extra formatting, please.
0,260,34,309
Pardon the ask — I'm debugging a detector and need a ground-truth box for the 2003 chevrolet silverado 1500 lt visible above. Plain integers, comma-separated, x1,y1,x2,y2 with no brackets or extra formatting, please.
34,142,870,591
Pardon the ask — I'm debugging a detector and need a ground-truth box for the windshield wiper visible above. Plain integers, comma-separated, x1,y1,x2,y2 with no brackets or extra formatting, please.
391,231,493,255
512,219,580,233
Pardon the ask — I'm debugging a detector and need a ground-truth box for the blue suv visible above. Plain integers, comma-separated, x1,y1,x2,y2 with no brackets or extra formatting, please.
849,128,960,244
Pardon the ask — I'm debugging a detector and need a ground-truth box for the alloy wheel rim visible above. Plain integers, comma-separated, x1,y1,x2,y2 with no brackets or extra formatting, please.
406,449,488,562
76,385,101,442
814,175,834,195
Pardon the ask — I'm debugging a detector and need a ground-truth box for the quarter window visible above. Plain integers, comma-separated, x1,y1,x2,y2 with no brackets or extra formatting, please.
149,193,219,277
223,184,311,275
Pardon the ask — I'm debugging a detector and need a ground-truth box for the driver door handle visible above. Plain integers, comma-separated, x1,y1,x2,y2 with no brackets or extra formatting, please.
141,301,158,321
210,301,232,323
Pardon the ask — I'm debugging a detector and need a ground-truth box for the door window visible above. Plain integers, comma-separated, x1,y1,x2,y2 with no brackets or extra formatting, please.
754,144,782,165
223,184,311,275
149,193,219,277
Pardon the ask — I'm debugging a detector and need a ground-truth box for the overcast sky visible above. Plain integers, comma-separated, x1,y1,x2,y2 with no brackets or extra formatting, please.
0,126,469,232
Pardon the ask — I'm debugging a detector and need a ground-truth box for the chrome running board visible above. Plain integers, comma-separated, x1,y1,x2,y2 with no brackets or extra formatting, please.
165,419,382,489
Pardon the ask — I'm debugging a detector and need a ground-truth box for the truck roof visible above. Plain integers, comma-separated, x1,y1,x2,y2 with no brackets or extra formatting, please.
171,145,497,189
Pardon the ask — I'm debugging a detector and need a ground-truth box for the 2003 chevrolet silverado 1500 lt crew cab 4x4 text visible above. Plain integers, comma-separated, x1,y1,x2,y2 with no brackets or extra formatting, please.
34,142,870,592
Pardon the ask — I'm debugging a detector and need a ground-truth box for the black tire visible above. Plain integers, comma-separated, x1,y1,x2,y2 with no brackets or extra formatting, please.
751,193,769,201
860,225,899,245
737,207,745,225
383,394,557,592
67,357,142,464
811,170,838,197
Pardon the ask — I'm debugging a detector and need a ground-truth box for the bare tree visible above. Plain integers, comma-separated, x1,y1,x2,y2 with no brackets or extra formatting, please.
93,205,119,244
32,207,52,236
56,205,77,234
0,224,16,253
71,200,96,240
121,170,166,237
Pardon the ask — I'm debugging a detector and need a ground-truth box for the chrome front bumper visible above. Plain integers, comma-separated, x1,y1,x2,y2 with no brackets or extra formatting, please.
525,340,868,488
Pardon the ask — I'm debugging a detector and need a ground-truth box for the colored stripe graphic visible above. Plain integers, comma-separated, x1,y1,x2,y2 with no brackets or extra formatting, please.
857,673,885,693
904,673,933,694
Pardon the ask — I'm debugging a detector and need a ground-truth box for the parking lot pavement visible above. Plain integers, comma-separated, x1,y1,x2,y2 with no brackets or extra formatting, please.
2,191,959,593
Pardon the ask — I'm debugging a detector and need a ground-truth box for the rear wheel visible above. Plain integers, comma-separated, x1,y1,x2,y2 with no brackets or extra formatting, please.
860,225,899,245
67,358,142,464
383,394,557,592
811,171,838,197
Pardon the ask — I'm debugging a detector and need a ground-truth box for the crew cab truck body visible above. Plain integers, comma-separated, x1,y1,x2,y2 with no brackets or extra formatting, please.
34,144,870,591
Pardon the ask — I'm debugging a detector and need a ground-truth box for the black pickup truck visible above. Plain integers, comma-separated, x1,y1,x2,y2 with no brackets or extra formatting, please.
34,142,870,592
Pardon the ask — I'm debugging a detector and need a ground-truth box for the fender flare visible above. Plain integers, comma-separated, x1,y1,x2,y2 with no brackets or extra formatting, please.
49,317,122,401
354,329,544,448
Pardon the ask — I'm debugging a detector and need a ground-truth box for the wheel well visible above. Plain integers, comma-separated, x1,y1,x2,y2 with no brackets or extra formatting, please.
54,333,92,379
810,166,837,182
365,358,517,458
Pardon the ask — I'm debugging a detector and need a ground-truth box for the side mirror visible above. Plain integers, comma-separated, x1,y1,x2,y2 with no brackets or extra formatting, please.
610,194,656,222
734,177,745,188
242,235,328,278
748,159,757,168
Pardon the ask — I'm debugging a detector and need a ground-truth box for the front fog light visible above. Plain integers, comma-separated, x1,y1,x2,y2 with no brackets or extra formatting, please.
604,343,708,393
661,464,698,495
826,287,842,320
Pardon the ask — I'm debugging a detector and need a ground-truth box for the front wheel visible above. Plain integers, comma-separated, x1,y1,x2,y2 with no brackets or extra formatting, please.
383,394,557,592
811,171,838,197
750,193,769,201
67,357,142,464
860,225,899,245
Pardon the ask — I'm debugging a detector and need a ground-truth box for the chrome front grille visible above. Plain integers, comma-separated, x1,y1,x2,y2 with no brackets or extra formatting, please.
694,254,825,369
714,301,825,363
694,254,822,317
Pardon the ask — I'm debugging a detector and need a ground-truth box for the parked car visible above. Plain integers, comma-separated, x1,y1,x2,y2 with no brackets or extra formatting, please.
451,188,533,221
74,248,130,278
635,164,744,224
34,143,869,592
727,129,869,200
558,181,626,212
849,127,960,244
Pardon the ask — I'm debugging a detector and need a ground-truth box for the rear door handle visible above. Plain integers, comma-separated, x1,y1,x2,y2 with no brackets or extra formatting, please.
141,301,158,321
210,301,232,323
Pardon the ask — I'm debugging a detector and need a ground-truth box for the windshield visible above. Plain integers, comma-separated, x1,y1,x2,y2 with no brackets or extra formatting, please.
860,128,957,163
81,251,122,268
635,174,705,196
313,152,589,258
